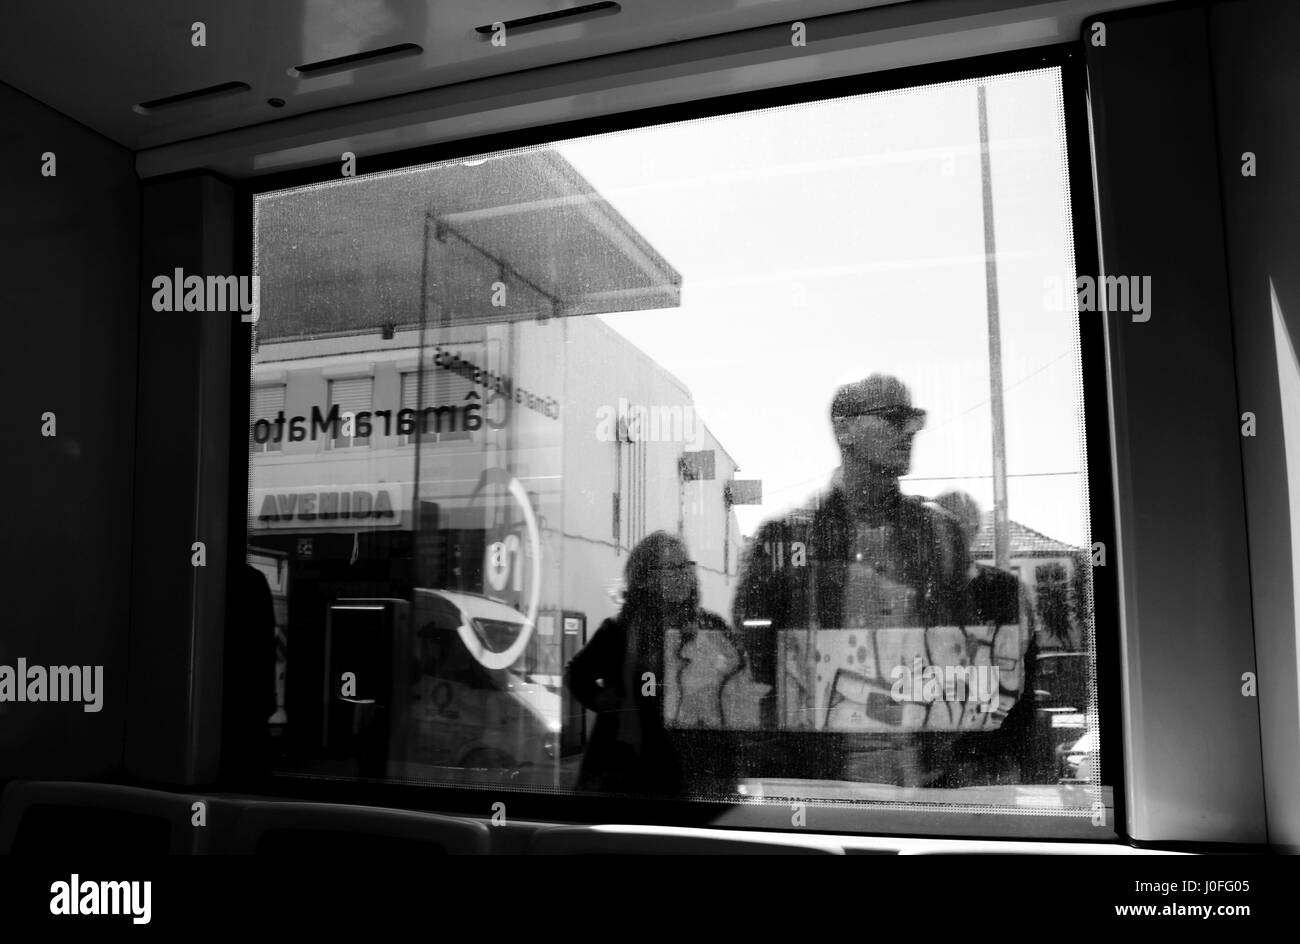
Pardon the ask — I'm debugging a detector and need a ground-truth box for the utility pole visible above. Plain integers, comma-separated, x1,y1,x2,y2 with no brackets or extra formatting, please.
412,210,431,583
978,85,1011,572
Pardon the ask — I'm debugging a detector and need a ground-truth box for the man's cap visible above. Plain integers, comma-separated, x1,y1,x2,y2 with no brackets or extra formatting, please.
830,374,926,421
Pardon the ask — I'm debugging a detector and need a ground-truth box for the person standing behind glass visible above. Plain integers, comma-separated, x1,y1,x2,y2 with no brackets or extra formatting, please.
565,531,732,797
731,374,975,785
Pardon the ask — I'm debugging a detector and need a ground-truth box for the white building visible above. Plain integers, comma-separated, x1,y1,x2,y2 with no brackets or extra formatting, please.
249,149,749,749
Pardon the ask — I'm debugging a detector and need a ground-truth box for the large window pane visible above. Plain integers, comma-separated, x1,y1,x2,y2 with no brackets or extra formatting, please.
248,66,1103,826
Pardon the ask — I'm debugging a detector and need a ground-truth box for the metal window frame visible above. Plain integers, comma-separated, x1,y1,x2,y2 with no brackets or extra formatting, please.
222,41,1131,845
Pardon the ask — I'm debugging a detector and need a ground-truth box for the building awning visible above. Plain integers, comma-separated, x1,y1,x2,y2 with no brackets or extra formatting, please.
255,149,681,341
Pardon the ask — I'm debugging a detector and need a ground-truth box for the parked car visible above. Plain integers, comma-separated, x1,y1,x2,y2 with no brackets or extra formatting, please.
407,589,561,777
1059,730,1097,781
1033,650,1090,781
1034,650,1089,711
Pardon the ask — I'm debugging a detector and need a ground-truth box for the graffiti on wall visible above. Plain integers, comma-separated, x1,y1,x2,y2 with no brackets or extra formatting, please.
779,624,1027,733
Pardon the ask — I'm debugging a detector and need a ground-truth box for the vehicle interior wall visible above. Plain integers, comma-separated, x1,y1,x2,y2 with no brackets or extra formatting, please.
1085,0,1273,844
125,175,236,785
1209,0,1300,852
0,81,139,781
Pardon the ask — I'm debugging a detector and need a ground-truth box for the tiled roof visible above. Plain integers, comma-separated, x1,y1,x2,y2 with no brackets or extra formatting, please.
969,511,1081,556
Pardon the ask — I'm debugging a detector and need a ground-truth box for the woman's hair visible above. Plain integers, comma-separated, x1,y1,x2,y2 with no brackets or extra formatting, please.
620,530,699,624
621,532,749,706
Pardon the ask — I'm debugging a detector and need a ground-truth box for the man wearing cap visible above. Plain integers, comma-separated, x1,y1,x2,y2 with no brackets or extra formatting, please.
731,374,1024,786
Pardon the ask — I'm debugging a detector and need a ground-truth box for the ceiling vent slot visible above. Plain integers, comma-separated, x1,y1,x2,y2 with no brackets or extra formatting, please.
475,2,621,38
290,43,423,77
133,81,250,115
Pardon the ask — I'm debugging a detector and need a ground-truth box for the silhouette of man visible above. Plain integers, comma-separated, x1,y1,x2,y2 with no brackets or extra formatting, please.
733,374,1028,786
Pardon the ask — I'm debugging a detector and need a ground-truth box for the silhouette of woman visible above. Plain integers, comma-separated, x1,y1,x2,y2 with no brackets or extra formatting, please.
565,532,738,796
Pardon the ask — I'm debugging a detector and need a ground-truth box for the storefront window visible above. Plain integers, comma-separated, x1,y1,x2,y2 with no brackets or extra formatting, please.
248,66,1102,824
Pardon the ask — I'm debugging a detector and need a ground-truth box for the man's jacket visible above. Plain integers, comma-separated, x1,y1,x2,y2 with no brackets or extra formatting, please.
732,483,977,637
729,482,1038,784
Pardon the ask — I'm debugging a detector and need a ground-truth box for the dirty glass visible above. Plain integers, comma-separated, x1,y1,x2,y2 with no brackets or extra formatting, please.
248,66,1103,827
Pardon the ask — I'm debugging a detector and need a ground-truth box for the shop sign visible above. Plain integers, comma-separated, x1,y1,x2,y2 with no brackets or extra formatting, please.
252,485,405,529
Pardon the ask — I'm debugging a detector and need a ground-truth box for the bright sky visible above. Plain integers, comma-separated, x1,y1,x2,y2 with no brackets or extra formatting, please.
555,67,1091,548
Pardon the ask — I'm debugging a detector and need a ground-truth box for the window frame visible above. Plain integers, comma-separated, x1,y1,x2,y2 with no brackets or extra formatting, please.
227,41,1124,843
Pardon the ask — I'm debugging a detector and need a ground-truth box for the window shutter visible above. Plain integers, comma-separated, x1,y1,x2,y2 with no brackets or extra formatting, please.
254,385,286,422
330,377,372,414
432,365,473,404
401,368,472,408
400,372,418,412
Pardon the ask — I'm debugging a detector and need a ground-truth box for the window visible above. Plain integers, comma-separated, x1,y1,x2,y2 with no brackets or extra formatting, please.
252,385,286,453
399,357,477,445
613,428,648,551
328,377,372,449
248,62,1105,834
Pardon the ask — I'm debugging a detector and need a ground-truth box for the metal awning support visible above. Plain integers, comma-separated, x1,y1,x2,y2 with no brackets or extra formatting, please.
433,214,564,323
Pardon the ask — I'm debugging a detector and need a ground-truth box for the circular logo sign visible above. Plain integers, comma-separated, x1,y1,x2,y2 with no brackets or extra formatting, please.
461,469,542,671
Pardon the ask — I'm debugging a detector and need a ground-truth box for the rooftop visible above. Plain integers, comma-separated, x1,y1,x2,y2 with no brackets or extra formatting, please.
969,512,1081,557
